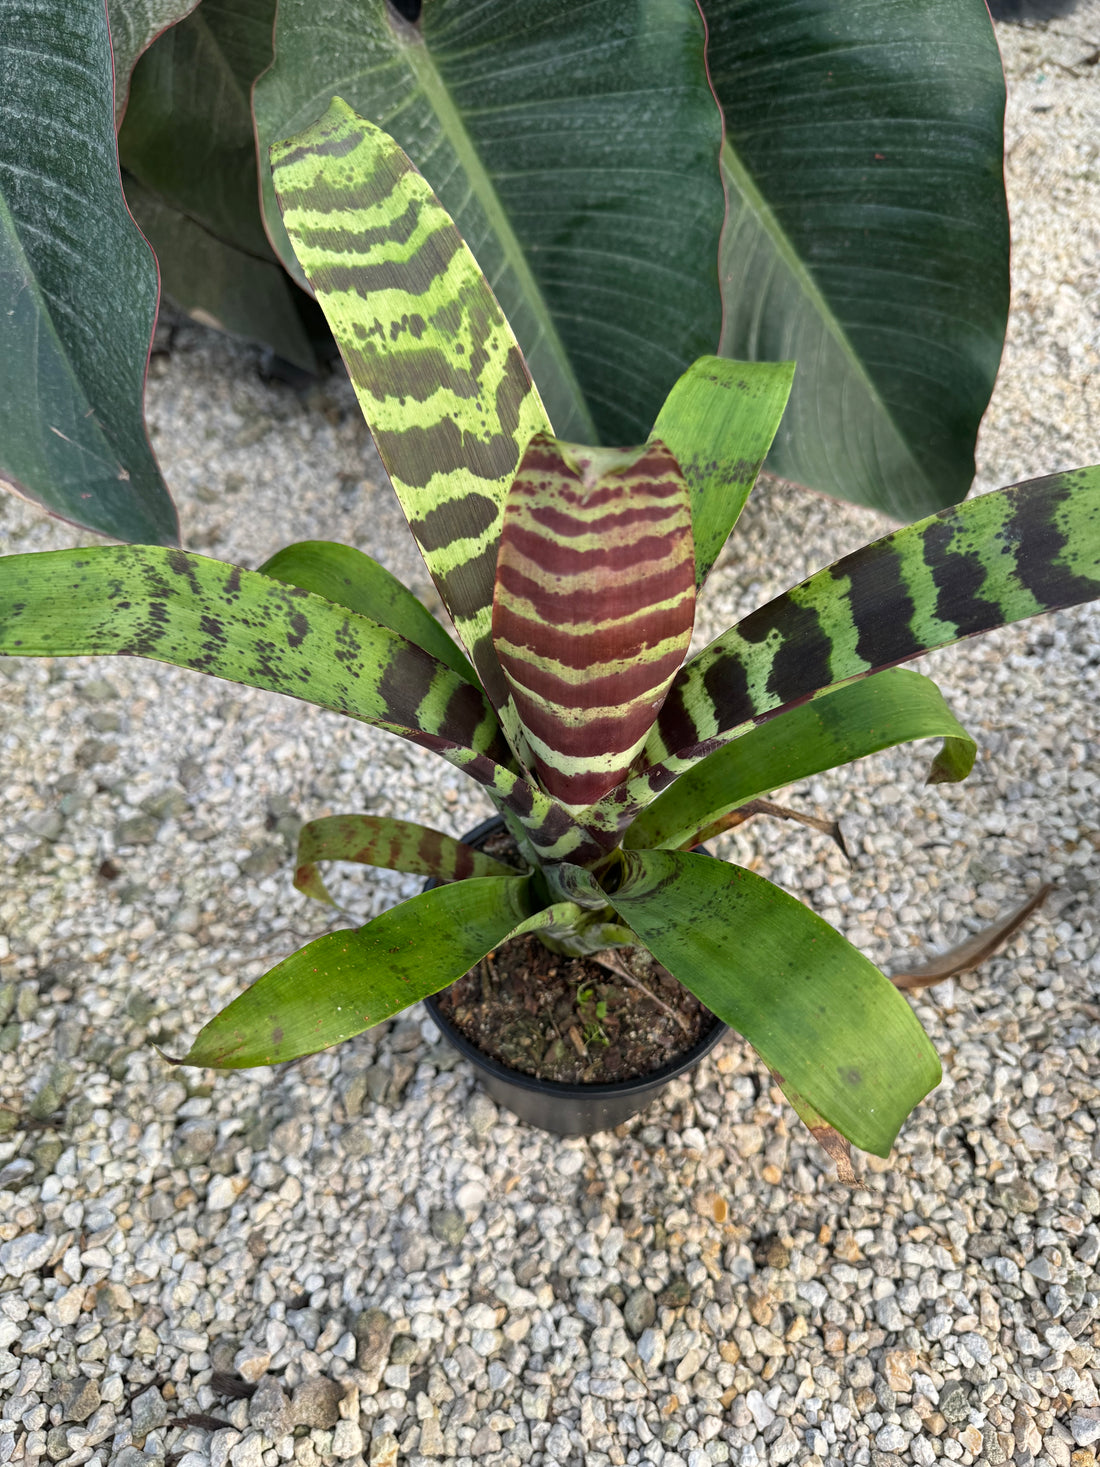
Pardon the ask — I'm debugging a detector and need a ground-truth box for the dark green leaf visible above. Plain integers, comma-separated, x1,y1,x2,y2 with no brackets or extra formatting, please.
0,0,177,544
118,0,316,368
107,0,202,124
650,357,795,588
705,0,1009,517
259,541,476,683
295,813,518,906
177,874,562,1067
624,669,974,852
604,849,942,1155
256,0,724,443
121,177,318,369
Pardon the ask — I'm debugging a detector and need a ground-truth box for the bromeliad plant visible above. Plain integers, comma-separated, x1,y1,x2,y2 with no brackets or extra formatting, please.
1,102,1098,1161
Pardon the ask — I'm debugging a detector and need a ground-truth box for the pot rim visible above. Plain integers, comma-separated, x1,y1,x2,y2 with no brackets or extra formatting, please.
424,814,729,1100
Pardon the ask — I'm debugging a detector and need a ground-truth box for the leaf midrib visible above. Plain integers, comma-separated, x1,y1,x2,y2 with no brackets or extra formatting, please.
721,138,935,507
401,28,597,444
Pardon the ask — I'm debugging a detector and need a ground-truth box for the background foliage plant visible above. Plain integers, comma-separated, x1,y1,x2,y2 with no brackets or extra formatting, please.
0,0,1009,541
0,106,1095,1166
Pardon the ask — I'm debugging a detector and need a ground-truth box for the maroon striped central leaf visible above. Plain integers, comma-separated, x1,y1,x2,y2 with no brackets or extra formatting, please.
492,433,695,808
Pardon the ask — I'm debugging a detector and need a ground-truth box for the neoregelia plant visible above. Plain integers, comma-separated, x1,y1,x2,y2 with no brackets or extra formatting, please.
0,103,1096,1162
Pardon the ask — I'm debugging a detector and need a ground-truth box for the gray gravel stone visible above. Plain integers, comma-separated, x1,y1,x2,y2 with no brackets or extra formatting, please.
248,1375,291,1439
61,1378,100,1423
939,1382,971,1424
354,1307,395,1375
290,1376,343,1428
130,1386,168,1437
0,1232,52,1278
623,1285,657,1337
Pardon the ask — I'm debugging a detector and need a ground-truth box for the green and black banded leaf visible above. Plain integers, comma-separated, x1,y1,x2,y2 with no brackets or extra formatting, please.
255,0,724,445
632,467,1100,791
176,874,572,1067
492,436,695,810
0,0,177,545
650,357,795,589
597,849,942,1156
623,669,974,853
259,541,476,683
0,546,610,869
295,813,518,906
0,542,514,774
706,0,1009,518
270,100,550,735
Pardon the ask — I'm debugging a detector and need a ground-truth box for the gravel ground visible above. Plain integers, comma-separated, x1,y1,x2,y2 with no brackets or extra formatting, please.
1,12,1098,1467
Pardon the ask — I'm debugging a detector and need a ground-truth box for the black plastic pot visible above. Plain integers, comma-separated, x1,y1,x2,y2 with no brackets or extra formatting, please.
424,817,727,1137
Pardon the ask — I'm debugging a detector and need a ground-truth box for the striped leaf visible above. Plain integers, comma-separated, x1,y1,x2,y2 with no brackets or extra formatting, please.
295,814,517,906
613,467,1100,806
492,436,695,809
270,99,551,738
624,669,975,853
254,0,723,447
650,357,795,589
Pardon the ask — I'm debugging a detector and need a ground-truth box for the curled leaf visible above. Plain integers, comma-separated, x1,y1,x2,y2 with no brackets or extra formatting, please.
689,798,848,861
890,884,1053,990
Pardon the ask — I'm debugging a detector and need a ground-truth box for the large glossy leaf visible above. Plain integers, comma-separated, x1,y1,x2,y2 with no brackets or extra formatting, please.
256,0,724,445
118,0,316,368
650,357,795,589
295,813,517,907
108,0,202,124
493,436,695,809
631,467,1100,796
259,540,476,683
602,849,942,1155
176,875,571,1067
624,669,974,852
0,0,177,544
706,0,1009,518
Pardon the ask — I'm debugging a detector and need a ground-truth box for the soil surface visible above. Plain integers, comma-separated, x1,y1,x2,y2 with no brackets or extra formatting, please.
434,829,719,1084
435,935,719,1085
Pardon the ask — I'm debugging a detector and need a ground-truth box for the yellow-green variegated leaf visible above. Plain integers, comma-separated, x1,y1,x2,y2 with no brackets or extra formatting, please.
270,100,550,741
255,0,724,447
650,356,795,589
621,467,1100,808
492,436,695,810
